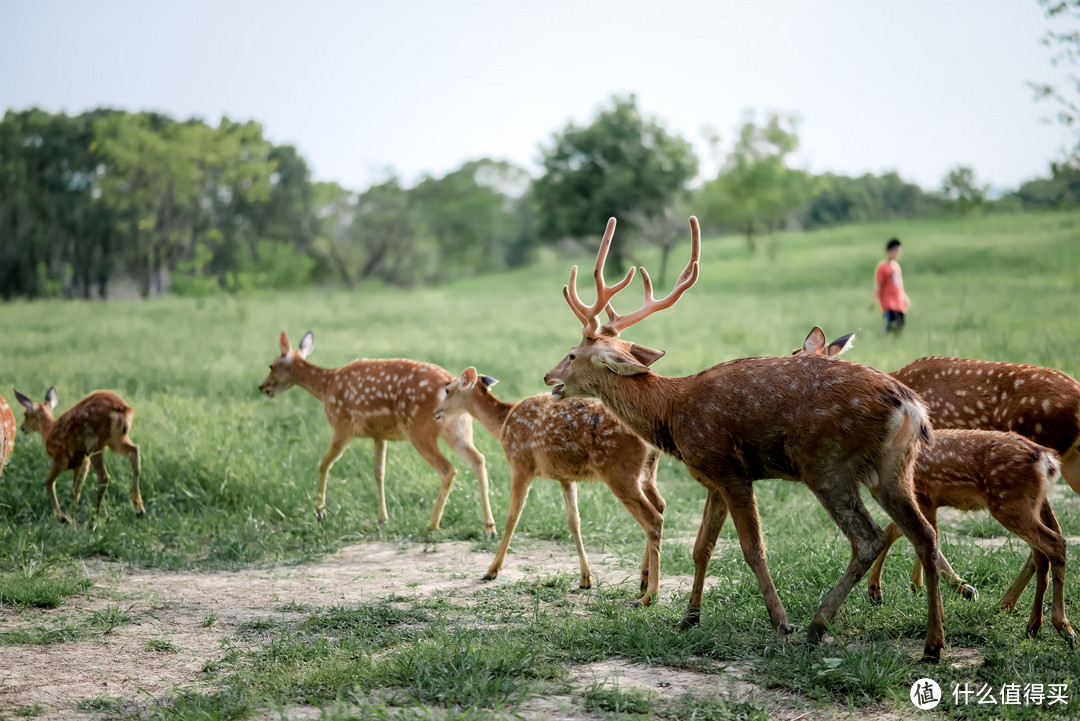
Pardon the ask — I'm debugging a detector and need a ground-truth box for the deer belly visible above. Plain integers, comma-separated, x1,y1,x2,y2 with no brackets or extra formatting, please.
345,409,406,439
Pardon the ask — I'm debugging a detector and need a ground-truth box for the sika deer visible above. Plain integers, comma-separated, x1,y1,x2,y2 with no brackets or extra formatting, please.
259,332,495,534
0,393,14,473
544,217,945,662
14,387,143,523
849,353,1080,611
433,367,665,605
794,329,1075,646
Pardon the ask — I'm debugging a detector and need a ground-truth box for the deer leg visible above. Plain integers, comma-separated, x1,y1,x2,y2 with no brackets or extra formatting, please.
560,482,592,590
869,478,945,663
867,522,905,604
807,482,886,644
70,458,90,507
916,507,977,600
373,439,388,526
724,483,793,638
446,423,495,538
681,488,728,630
602,469,664,607
121,441,143,517
999,505,1061,611
638,450,665,593
992,502,1075,647
45,460,70,523
411,435,457,532
315,433,350,522
90,452,110,520
484,468,534,581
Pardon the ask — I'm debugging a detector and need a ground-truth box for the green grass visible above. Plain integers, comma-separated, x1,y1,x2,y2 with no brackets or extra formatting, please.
1,211,1079,719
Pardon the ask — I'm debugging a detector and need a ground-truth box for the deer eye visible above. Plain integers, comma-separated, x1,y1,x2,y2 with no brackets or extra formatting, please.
568,354,576,361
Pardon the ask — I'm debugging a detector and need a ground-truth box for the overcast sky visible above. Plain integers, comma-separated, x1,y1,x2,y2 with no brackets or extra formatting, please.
1,0,1070,192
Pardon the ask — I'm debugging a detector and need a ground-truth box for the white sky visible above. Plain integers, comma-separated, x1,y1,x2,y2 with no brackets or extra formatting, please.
0,0,1071,192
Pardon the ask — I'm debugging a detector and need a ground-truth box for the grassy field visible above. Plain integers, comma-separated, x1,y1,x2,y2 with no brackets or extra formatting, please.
0,210,1079,719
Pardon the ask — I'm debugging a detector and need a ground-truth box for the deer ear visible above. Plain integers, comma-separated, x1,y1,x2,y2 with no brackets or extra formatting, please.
827,332,855,357
481,375,499,389
803,326,827,355
629,343,665,368
592,345,655,376
298,331,314,359
460,367,478,387
45,387,58,410
13,388,33,411
278,332,291,356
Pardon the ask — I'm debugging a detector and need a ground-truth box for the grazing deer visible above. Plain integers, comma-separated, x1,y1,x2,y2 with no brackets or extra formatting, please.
543,217,945,662
0,393,14,473
433,367,665,605
14,387,143,523
794,329,1076,646
259,331,495,534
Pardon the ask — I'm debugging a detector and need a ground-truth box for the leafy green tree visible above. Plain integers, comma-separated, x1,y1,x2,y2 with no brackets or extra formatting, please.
1031,0,1080,159
412,158,530,279
533,95,698,271
941,165,987,214
700,112,810,253
804,172,938,229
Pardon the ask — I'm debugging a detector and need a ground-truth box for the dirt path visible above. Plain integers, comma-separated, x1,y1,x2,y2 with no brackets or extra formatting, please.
0,538,907,720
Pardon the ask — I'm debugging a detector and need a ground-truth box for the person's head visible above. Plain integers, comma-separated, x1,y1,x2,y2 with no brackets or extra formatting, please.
885,238,901,260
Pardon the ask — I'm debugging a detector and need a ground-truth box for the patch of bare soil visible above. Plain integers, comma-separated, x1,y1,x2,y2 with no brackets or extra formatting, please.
0,537,904,720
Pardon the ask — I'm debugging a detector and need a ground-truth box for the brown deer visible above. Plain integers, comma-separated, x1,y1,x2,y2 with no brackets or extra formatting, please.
433,367,665,605
892,357,1080,613
795,329,1076,646
259,331,495,534
0,393,14,473
14,387,143,523
543,217,945,662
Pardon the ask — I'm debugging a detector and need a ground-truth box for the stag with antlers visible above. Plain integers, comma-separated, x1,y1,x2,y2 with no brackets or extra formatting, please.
544,218,946,661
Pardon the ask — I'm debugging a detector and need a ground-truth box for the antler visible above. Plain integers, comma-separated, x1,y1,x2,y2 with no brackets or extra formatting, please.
562,218,637,338
598,216,701,337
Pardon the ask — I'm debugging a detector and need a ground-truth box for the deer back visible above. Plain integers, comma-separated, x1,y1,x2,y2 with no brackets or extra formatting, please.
0,394,14,469
325,359,453,439
915,428,1060,512
891,357,1080,454
501,394,650,483
47,391,133,468
647,354,929,482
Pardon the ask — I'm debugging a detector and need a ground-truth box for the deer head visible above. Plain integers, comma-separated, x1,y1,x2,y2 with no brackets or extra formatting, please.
14,386,58,436
260,331,314,397
433,367,498,422
544,217,699,399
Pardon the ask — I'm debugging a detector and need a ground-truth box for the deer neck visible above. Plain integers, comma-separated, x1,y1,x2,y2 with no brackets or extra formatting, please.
469,391,514,439
591,372,680,457
36,414,58,443
290,358,334,402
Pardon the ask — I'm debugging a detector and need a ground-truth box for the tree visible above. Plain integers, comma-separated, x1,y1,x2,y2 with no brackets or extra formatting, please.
700,112,810,253
941,165,987,213
1031,0,1080,160
533,95,698,271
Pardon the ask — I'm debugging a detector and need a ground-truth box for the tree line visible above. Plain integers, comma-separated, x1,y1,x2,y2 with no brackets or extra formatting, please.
2,97,1077,300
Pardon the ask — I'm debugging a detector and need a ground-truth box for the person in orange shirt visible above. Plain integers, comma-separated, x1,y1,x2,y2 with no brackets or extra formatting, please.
872,238,910,333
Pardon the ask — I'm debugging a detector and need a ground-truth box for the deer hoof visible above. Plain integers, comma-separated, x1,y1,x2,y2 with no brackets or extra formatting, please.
135,508,146,519
868,586,883,605
481,572,497,582
957,583,979,601
484,524,497,539
807,623,825,644
1026,623,1042,639
56,513,72,524
579,575,591,590
678,608,701,631
315,508,326,523
921,645,942,664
